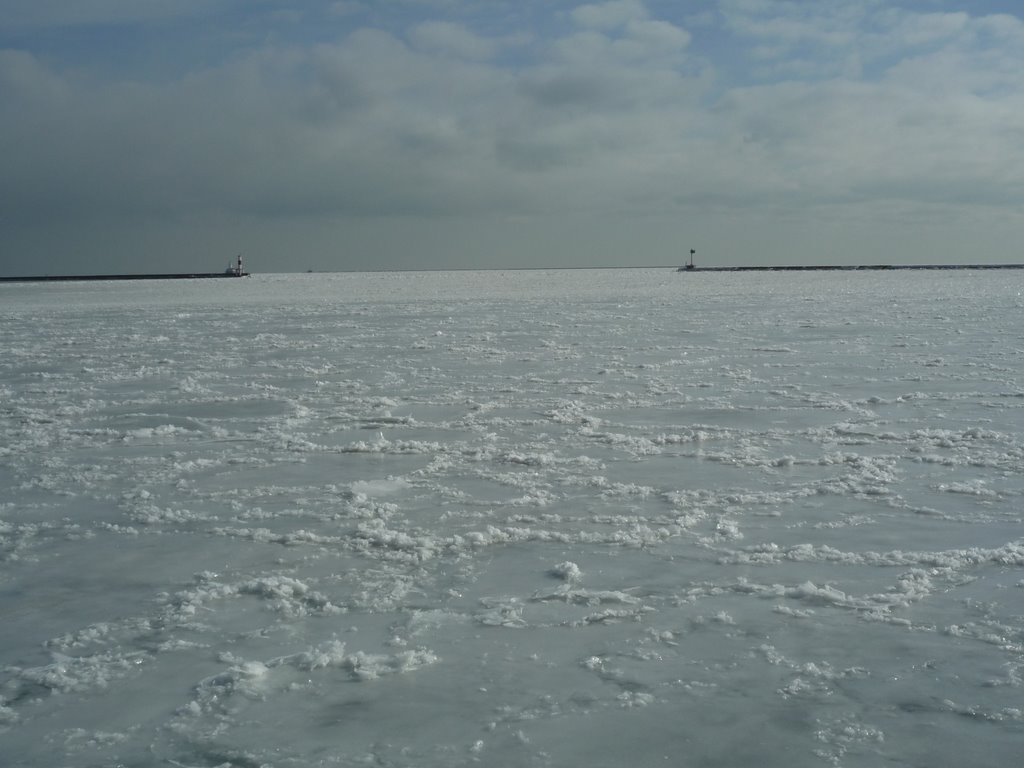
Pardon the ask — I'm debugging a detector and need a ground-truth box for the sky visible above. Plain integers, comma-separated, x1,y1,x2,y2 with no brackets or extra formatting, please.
2,0,1024,274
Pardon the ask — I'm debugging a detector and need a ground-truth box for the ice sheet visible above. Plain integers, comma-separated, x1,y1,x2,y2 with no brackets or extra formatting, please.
2,269,1023,766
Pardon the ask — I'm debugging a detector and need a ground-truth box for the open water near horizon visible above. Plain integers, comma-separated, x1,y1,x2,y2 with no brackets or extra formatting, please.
2,268,1023,766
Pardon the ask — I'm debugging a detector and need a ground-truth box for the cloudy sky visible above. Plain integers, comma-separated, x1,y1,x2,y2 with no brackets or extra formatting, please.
2,0,1023,274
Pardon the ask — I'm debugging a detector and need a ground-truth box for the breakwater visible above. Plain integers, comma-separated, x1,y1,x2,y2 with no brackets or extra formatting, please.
679,263,1024,272
0,272,249,283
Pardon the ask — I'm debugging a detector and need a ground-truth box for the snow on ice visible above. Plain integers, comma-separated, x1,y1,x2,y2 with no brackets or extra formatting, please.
1,268,1023,766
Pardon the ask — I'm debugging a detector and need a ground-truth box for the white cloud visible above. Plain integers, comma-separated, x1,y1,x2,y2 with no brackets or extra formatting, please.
623,19,691,55
328,1,363,17
571,0,648,30
552,16,691,68
974,12,1024,43
720,0,866,47
881,10,969,47
3,1,1024,271
409,21,498,60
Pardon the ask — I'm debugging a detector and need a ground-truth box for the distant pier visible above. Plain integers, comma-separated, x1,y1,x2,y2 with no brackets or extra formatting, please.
1,256,250,283
678,263,1024,273
0,272,249,283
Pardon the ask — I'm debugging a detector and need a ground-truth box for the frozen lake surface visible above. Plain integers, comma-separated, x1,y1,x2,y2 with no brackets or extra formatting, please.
2,268,1023,766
